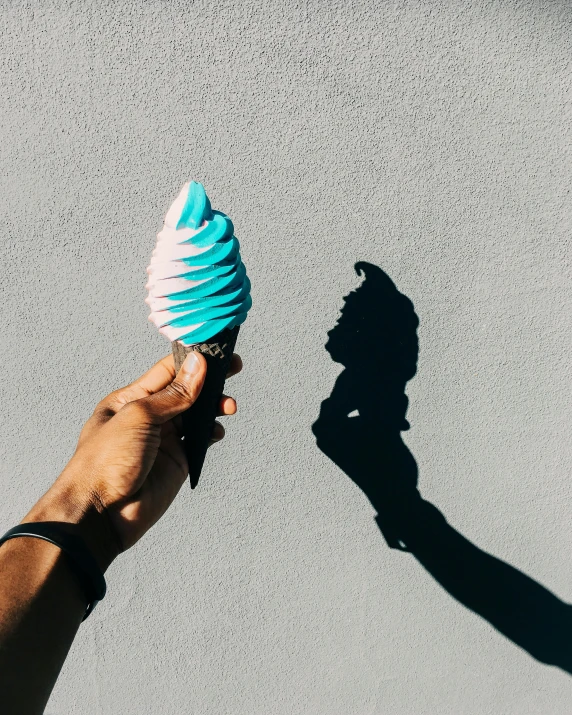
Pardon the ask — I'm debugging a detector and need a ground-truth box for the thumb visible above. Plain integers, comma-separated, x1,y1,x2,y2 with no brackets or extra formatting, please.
127,351,207,425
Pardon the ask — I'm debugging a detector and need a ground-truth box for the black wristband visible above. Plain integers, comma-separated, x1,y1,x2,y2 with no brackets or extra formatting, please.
0,523,107,620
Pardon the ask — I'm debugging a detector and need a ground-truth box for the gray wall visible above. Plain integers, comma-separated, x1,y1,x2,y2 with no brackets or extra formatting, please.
1,1,572,713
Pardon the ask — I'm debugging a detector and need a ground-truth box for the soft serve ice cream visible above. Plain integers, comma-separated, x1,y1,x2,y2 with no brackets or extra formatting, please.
146,182,252,346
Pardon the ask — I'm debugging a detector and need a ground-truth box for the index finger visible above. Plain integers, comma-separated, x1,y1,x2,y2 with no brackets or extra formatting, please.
99,355,177,413
130,354,177,396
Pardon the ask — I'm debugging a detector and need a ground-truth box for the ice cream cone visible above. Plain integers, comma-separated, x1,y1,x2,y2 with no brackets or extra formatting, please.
172,325,240,488
147,180,251,489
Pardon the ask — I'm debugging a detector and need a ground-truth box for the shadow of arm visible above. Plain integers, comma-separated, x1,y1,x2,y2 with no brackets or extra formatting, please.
398,500,572,673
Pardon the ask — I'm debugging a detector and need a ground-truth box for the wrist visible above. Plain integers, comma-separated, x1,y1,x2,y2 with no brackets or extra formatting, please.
23,466,122,573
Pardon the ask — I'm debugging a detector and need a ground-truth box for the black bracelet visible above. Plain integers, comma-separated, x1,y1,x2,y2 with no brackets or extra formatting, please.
0,523,107,620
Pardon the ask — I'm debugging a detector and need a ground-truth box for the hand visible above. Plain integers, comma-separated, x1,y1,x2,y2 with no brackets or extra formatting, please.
23,352,243,570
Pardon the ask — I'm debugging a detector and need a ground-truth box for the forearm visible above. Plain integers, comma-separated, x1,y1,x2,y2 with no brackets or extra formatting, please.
0,471,118,714
0,537,86,714
0,349,233,710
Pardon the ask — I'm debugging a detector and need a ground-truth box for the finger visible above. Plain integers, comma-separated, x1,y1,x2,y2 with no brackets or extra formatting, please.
130,354,176,394
226,353,243,379
172,414,183,437
209,421,225,446
165,397,234,436
122,352,207,425
157,432,188,477
96,355,177,416
217,395,237,416
161,419,182,441
212,421,225,440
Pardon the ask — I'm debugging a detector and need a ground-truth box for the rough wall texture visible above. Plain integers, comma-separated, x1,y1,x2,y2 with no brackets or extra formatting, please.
1,1,572,713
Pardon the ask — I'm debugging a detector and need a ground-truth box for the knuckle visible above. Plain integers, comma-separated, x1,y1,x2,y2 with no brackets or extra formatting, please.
166,379,195,404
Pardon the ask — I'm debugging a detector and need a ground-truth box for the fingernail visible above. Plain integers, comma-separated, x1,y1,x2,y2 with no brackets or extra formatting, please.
181,351,200,375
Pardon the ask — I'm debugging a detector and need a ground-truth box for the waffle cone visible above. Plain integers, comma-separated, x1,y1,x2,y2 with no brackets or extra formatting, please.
172,325,240,488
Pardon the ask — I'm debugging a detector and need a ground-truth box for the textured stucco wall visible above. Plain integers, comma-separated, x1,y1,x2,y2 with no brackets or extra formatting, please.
1,1,572,713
